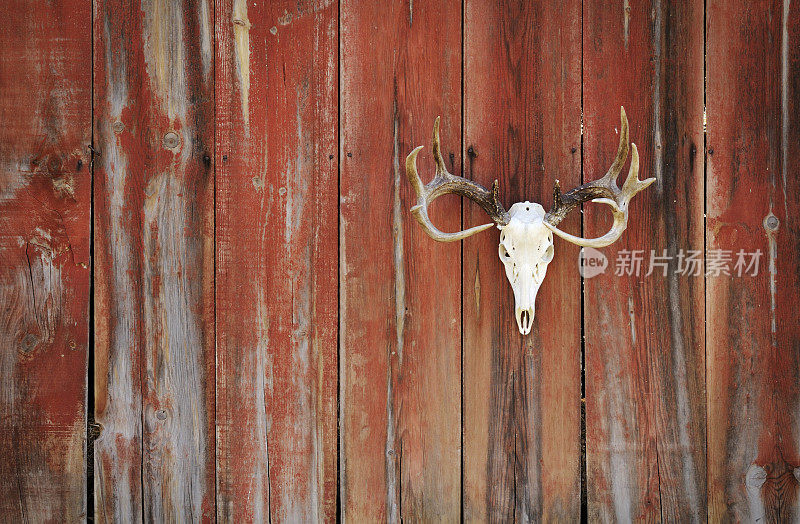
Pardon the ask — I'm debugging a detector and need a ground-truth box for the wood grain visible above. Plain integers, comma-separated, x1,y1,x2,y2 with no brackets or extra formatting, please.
707,0,800,520
582,0,706,520
93,0,216,520
339,0,462,520
0,1,91,521
462,0,582,520
214,0,338,521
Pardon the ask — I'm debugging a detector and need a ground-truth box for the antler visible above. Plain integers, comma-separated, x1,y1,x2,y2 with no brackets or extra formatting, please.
406,117,509,242
543,106,656,248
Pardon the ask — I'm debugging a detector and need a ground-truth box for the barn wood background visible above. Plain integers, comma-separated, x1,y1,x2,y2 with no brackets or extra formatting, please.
0,0,798,521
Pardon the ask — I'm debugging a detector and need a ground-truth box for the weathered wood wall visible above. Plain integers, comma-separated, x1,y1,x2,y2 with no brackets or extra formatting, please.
339,2,462,520
0,0,92,520
583,1,706,521
93,0,217,521
1,0,799,522
215,0,338,520
707,0,800,521
462,1,582,520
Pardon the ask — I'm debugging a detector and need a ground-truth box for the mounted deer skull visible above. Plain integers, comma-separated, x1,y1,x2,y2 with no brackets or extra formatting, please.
406,107,655,335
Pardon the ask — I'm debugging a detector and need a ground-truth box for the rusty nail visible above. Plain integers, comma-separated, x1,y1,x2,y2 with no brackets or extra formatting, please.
113,121,125,133
156,409,167,420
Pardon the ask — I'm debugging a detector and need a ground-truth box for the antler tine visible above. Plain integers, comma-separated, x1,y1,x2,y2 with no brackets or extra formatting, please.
621,142,653,196
543,107,656,248
600,106,630,186
406,117,509,242
432,116,447,176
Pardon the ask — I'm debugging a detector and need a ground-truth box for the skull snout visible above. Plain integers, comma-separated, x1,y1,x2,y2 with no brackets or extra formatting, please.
512,264,541,335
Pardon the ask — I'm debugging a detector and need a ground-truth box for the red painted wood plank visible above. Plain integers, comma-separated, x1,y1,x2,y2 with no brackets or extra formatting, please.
707,0,800,520
339,1,462,520
93,0,216,520
462,1,582,520
214,0,338,521
583,0,705,520
0,1,91,520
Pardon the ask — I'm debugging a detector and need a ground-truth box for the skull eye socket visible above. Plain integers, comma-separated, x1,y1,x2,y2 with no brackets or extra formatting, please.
499,243,510,259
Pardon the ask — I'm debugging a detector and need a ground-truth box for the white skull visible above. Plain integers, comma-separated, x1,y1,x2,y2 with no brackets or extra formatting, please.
498,202,555,335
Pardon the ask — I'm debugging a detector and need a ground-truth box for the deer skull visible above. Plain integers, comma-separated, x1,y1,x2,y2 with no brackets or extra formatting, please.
498,202,554,335
406,107,655,335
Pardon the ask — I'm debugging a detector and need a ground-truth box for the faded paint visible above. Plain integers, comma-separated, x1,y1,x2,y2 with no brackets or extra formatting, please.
627,297,636,346
103,14,129,118
338,200,348,518
253,285,273,523
215,4,337,513
651,0,663,195
607,356,635,522
745,465,767,522
232,0,251,127
95,0,215,519
385,112,405,523
652,1,700,514
667,262,701,520
392,113,406,366
95,114,142,523
198,0,213,80
142,170,208,520
276,84,320,523
599,300,636,522
623,0,631,49
284,101,309,245
94,24,141,519
765,212,778,345
474,258,480,315
781,0,789,216
52,175,76,198
142,0,188,121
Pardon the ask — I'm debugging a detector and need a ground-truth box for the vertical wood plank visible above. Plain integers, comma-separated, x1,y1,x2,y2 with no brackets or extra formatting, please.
93,0,216,520
462,1,582,520
0,1,91,521
340,0,462,520
583,0,705,521
707,0,800,520
214,0,338,521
